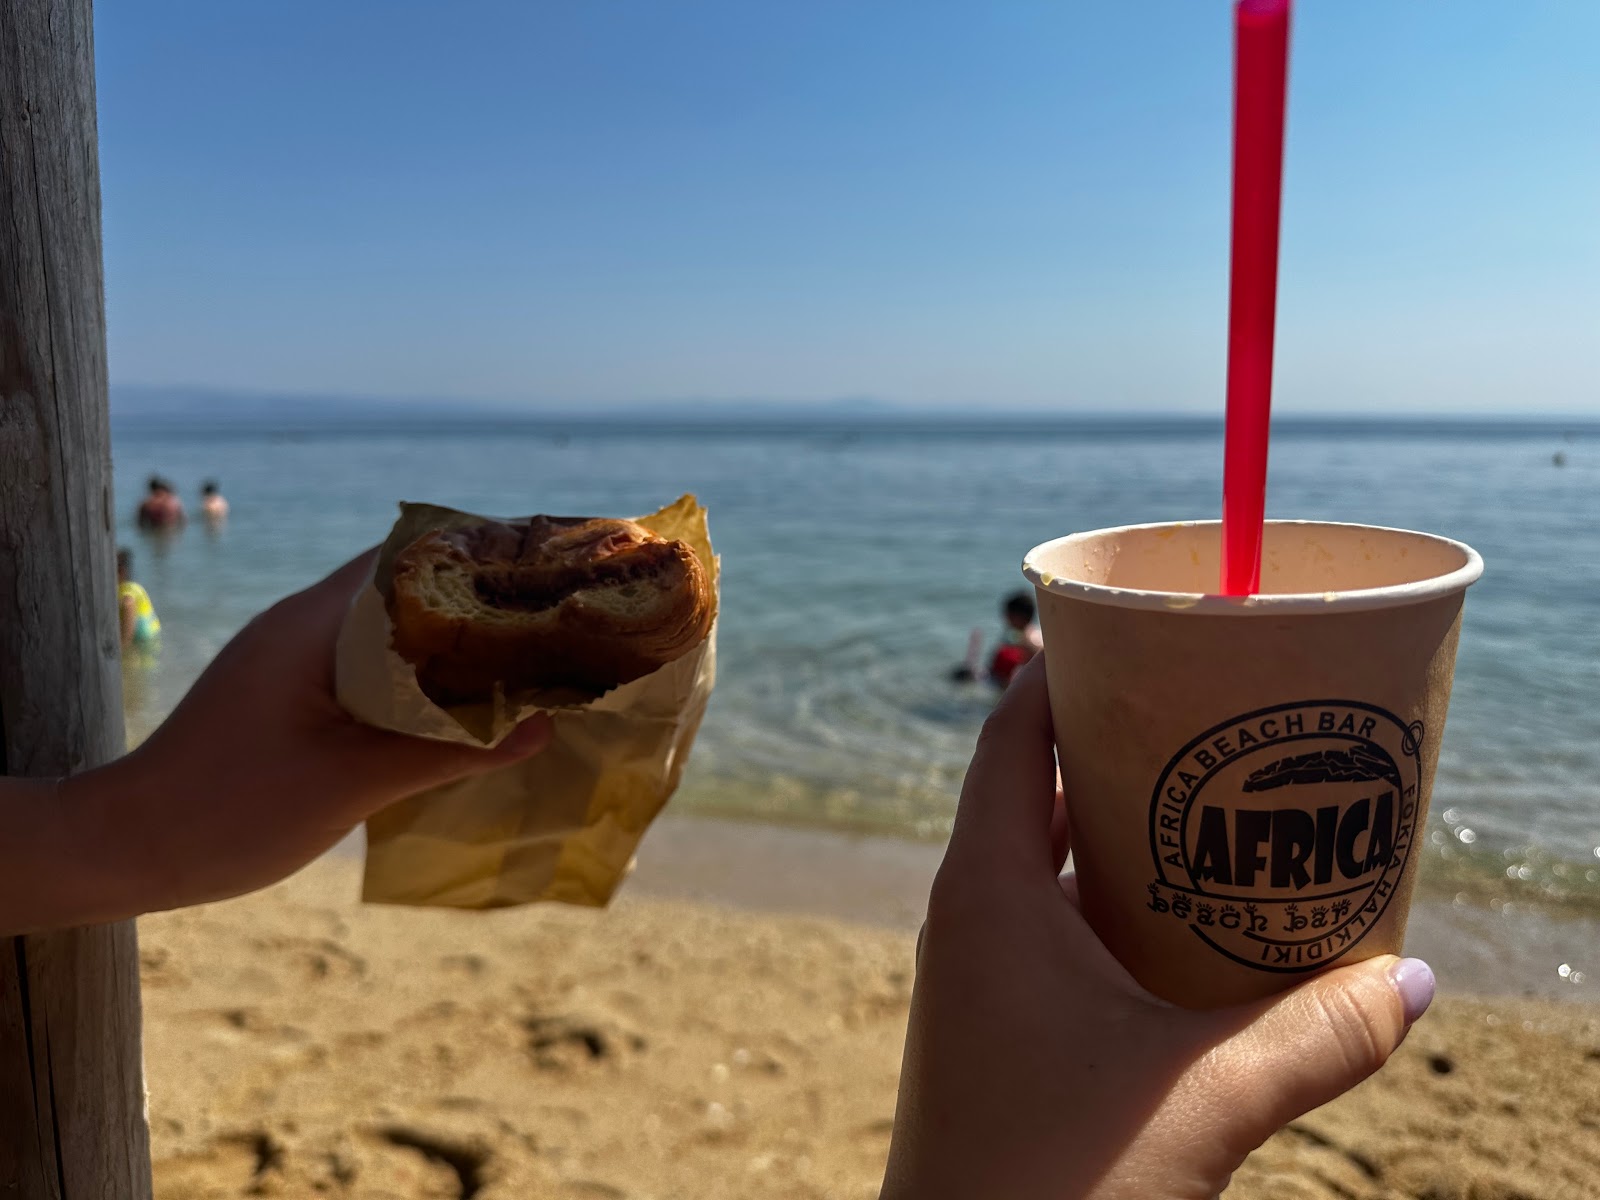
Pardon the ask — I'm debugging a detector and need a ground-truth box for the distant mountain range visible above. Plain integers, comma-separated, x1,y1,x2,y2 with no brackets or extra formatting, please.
110,385,908,426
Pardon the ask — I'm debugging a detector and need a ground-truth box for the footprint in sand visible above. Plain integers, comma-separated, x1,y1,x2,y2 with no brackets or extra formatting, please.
335,1028,390,1054
139,945,187,989
565,1182,628,1198
394,999,466,1030
521,1013,647,1072
369,1127,489,1200
153,1130,284,1200
440,952,491,977
1284,1123,1380,1181
206,1006,313,1045
856,1117,896,1139
196,1009,328,1079
218,1007,266,1033
249,935,368,983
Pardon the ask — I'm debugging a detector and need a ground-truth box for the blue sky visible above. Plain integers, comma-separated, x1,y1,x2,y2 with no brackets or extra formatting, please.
98,1,1598,413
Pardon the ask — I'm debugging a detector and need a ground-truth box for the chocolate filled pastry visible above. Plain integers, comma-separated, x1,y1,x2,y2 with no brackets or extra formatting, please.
388,515,714,704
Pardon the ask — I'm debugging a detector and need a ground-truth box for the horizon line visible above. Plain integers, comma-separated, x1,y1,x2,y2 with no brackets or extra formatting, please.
108,383,1599,424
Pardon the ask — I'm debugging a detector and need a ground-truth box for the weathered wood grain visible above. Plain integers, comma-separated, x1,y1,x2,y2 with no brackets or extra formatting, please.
0,0,153,1193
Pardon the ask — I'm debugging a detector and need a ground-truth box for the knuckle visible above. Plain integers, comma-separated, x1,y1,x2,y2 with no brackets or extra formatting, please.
240,599,292,643
963,714,1017,785
925,853,1019,943
972,709,1009,756
1308,981,1391,1076
924,862,968,925
924,860,990,932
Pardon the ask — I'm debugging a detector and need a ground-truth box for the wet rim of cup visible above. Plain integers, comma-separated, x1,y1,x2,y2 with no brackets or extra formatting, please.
1021,520,1484,615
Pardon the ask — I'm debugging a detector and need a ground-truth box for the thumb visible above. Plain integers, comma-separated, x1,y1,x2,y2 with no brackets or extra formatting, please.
945,654,1059,880
336,713,556,809
1197,955,1433,1154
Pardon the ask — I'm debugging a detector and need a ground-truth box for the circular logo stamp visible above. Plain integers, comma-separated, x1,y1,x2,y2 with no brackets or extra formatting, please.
1146,700,1423,974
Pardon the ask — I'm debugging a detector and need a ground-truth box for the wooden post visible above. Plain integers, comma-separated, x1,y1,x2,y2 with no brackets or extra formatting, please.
0,0,154,1194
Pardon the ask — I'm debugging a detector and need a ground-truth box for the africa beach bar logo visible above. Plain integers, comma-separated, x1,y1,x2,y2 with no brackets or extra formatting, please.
1145,701,1422,973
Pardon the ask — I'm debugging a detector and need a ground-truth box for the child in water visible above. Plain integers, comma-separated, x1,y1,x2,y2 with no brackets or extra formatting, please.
117,548,161,650
952,590,1043,688
987,590,1043,687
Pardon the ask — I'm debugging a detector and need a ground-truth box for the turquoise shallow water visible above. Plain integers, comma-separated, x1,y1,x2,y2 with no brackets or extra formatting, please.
112,414,1600,918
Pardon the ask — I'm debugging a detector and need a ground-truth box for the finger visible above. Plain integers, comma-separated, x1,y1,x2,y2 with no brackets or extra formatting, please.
1188,954,1429,1158
334,713,555,811
1057,872,1082,909
1050,787,1071,874
232,548,381,684
945,654,1058,879
311,548,382,598
286,548,381,629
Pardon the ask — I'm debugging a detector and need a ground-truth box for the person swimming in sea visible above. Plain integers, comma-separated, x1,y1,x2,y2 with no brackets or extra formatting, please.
200,479,229,523
117,548,161,650
951,590,1043,689
136,476,186,530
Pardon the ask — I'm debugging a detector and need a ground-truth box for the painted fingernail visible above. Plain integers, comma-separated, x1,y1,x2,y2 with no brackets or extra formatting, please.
1388,957,1435,1024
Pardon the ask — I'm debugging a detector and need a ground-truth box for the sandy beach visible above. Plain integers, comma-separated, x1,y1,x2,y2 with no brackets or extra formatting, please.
142,816,1600,1200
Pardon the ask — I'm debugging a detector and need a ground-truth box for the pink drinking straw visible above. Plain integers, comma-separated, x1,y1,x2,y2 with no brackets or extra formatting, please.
1221,0,1292,595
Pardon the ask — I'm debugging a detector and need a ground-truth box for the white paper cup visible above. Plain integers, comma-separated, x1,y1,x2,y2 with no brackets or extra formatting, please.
1023,521,1482,1008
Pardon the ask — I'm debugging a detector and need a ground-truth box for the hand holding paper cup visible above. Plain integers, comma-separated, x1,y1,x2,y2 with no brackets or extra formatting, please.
1024,520,1481,1008
1032,0,1497,1008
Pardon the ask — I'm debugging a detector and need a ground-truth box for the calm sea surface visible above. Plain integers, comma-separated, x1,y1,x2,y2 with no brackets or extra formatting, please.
112,415,1600,916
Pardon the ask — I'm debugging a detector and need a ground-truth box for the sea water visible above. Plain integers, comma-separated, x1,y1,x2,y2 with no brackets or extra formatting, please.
111,414,1600,919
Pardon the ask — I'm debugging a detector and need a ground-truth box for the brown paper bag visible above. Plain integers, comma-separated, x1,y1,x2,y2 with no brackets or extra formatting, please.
334,494,717,909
